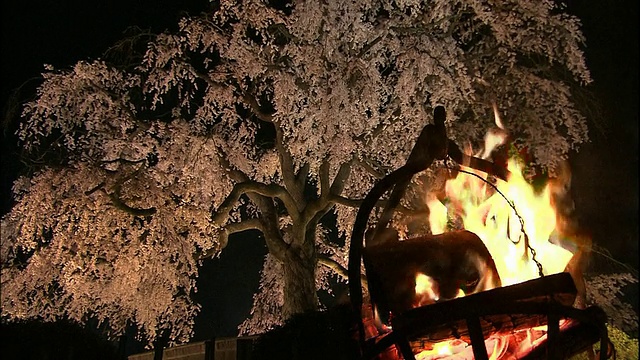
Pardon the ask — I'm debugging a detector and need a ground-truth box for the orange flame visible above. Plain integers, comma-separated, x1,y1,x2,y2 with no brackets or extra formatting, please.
410,106,579,359
426,107,573,286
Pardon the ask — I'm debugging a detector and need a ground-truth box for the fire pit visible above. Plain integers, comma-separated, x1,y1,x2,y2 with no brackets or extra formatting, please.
348,107,611,360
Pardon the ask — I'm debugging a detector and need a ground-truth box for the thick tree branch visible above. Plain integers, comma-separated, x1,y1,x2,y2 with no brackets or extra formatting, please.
274,124,306,209
258,200,290,260
303,159,354,226
212,180,300,225
330,195,363,209
295,163,309,190
214,146,290,258
220,219,265,249
329,160,354,196
195,70,307,221
240,89,306,209
319,159,331,200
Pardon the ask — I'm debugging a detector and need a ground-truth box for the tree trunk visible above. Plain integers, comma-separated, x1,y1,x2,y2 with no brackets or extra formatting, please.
153,342,164,360
282,244,318,319
153,330,167,360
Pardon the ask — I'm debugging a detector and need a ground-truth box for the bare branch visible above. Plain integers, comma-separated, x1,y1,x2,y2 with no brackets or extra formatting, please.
84,181,106,196
318,256,368,287
354,158,386,179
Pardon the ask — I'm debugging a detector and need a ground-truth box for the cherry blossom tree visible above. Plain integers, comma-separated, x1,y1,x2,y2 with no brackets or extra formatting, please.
1,0,591,346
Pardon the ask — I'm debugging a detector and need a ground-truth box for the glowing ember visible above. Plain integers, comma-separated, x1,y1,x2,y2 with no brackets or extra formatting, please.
414,340,458,359
412,322,573,359
414,273,440,306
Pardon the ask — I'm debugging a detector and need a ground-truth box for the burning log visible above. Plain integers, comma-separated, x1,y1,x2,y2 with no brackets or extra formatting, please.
363,230,502,317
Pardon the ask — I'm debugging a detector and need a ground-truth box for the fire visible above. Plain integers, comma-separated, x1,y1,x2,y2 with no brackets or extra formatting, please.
410,107,578,359
426,109,573,287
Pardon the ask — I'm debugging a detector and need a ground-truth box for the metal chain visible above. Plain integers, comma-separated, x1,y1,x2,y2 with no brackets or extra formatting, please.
443,158,545,278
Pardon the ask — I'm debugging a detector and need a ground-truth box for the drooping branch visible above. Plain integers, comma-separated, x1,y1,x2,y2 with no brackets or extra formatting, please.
107,183,156,216
95,166,156,216
198,218,265,259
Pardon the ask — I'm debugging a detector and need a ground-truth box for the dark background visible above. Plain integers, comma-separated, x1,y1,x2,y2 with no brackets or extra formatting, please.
1,0,638,358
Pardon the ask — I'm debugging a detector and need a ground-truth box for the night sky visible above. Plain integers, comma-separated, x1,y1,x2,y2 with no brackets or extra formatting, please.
1,0,638,357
